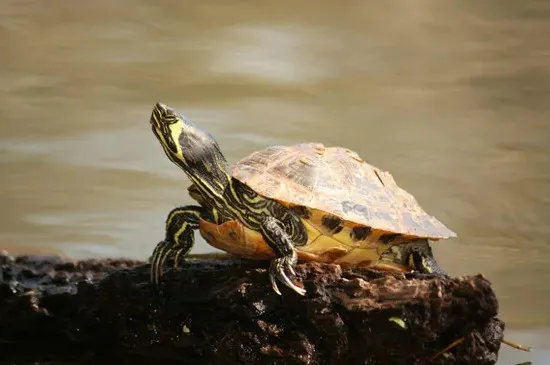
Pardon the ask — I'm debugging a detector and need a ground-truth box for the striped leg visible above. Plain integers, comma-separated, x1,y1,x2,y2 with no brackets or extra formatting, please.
409,242,447,275
150,205,205,284
260,216,305,296
405,239,447,275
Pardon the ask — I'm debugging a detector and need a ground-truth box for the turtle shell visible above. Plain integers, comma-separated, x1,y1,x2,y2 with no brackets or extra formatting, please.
232,143,456,239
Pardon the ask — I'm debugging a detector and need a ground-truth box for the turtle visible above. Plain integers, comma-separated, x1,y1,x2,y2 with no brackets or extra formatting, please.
149,102,457,296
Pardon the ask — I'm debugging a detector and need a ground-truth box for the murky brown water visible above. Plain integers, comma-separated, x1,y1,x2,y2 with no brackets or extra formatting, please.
1,0,549,362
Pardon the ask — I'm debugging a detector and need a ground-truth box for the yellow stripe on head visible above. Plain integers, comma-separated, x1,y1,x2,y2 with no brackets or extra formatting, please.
150,102,188,170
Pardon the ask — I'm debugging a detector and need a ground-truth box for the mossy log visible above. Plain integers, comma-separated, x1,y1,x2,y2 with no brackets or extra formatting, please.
0,252,503,364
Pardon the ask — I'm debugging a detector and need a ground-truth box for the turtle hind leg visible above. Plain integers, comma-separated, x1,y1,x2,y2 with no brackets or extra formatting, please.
260,216,306,296
408,239,447,275
411,250,447,275
150,205,205,284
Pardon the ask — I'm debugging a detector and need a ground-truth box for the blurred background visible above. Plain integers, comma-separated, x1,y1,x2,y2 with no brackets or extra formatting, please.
1,0,549,363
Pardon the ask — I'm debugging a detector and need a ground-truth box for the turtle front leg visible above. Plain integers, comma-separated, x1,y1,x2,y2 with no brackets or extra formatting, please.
260,216,306,296
150,205,207,284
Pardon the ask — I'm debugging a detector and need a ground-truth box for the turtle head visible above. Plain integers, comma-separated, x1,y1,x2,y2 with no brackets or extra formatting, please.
150,102,229,190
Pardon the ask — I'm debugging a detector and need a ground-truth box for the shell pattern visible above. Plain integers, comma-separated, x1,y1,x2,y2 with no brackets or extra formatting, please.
232,143,456,239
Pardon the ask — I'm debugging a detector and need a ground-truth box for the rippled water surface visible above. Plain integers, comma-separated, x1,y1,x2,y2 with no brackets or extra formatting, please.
1,0,549,363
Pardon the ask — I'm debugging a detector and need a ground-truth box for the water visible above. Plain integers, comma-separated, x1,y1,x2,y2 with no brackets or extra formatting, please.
1,0,549,363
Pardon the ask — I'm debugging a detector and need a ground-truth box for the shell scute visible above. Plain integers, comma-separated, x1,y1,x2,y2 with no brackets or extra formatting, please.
232,143,456,239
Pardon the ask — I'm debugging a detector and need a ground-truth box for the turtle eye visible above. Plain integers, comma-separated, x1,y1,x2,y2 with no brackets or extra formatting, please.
167,116,180,125
154,104,180,125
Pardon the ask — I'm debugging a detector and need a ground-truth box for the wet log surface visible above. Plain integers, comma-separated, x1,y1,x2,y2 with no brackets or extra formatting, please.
0,251,503,365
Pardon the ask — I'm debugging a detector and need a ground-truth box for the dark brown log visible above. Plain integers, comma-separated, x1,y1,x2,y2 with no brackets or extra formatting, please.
0,251,503,364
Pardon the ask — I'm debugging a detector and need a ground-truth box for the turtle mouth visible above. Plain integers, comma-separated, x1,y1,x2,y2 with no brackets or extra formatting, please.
150,102,166,126
150,103,161,127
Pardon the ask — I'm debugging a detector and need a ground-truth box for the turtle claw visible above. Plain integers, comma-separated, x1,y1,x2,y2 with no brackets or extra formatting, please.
150,241,162,284
173,248,185,269
150,240,173,285
269,257,306,296
286,261,296,276
269,269,282,296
